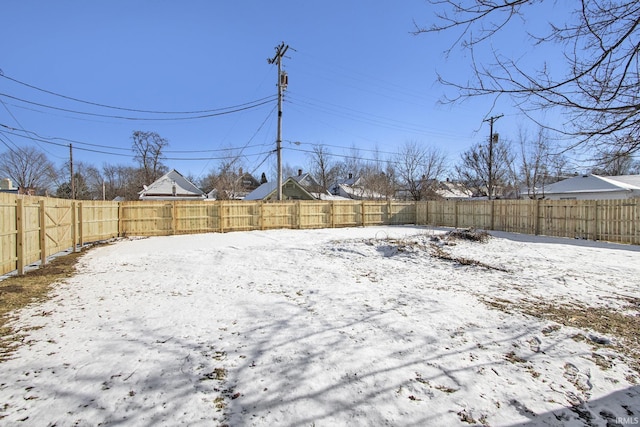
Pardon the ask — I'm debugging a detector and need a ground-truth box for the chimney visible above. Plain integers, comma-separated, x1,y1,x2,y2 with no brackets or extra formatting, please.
298,169,302,176
239,167,243,176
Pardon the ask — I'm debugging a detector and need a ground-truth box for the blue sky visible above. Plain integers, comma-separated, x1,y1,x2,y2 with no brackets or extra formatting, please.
1,1,569,182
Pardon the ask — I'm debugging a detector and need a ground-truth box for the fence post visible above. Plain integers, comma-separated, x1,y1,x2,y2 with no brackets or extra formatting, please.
330,201,335,228
423,201,429,225
71,201,78,252
78,202,84,248
533,199,540,236
594,199,599,241
490,200,495,230
118,202,124,237
454,200,459,229
171,200,178,234
219,201,225,233
259,202,265,230
39,200,47,266
361,201,366,227
16,198,25,275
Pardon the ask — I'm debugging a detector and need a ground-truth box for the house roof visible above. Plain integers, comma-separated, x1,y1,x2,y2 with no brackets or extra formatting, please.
334,184,386,200
542,174,640,195
436,181,473,199
139,169,205,199
244,181,278,200
599,175,640,189
334,175,360,187
291,172,321,188
244,177,316,200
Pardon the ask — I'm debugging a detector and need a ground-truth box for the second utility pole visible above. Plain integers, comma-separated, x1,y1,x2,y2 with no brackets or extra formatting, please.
268,42,289,201
483,114,503,200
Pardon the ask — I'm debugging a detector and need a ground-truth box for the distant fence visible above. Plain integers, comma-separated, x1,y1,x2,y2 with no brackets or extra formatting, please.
1,193,638,275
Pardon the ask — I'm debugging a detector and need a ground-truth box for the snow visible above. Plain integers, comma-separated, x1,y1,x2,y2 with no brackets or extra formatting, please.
1,226,639,426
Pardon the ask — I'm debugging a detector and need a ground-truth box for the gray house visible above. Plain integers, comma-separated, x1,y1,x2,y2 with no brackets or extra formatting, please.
539,174,640,200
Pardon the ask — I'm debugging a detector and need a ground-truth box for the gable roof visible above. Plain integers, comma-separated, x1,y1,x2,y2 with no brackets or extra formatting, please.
244,177,316,200
332,183,386,200
244,181,278,200
542,174,640,195
291,172,322,188
334,174,361,187
139,169,205,200
436,181,473,199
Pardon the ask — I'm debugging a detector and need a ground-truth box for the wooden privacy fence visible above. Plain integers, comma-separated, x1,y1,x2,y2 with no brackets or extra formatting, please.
1,194,638,275
1,194,120,276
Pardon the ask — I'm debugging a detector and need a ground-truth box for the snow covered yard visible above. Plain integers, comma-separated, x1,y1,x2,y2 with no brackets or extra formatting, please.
0,226,639,426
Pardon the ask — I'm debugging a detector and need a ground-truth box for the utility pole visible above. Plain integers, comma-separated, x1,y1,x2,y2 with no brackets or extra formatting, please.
69,143,75,200
268,42,289,201
483,114,503,200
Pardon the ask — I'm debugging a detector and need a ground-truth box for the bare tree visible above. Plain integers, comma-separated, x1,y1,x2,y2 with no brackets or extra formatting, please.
591,148,637,176
456,136,514,199
0,145,58,194
307,145,339,193
131,131,169,185
102,164,142,201
336,145,365,180
416,0,640,153
360,161,397,200
517,127,559,199
280,163,297,181
56,161,104,200
83,164,105,199
200,155,245,200
395,141,447,201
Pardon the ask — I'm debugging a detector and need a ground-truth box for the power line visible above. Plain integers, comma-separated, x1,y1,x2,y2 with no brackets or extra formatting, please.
291,140,398,157
0,97,64,159
0,132,21,155
0,92,277,121
286,145,434,169
1,73,278,115
1,124,272,155
1,125,276,162
286,92,469,140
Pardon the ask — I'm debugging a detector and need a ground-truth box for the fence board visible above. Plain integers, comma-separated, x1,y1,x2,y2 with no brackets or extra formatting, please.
41,198,74,257
80,200,120,242
299,201,331,229
0,194,17,274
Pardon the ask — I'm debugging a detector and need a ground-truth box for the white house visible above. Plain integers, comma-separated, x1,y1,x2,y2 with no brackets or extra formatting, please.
539,174,640,200
330,173,387,200
139,169,206,201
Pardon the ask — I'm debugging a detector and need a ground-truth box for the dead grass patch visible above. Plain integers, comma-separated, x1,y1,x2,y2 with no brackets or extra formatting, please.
504,351,527,364
527,302,640,376
486,297,640,376
0,250,87,361
430,246,510,272
370,231,509,272
445,228,491,243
